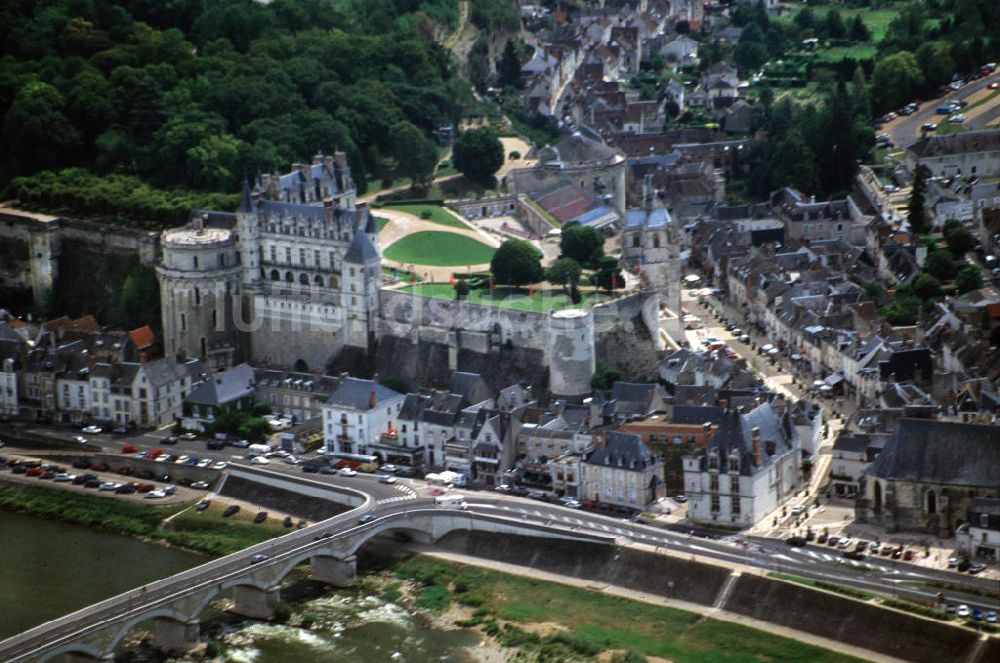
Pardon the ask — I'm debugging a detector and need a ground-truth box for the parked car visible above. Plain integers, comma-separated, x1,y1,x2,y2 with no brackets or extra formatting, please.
921,122,937,131
319,466,338,475
180,432,197,440
191,481,210,490
302,464,320,473
99,482,121,491
73,436,88,444
229,439,250,448
902,549,915,561
785,535,808,547
144,490,166,498
115,484,136,494
378,474,397,484
250,456,270,465
987,610,998,623
836,537,852,549
162,435,178,445
53,472,75,482
72,458,92,469
196,499,210,511
212,461,228,470
253,511,268,524
380,464,399,474
338,467,357,477
223,505,240,517
82,426,103,435
112,426,130,435
121,444,139,454
947,113,966,123
197,458,212,468
947,555,960,567
968,563,987,574
957,604,970,617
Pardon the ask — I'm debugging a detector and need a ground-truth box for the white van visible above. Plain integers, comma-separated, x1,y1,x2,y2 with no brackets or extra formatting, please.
435,494,468,510
247,443,271,458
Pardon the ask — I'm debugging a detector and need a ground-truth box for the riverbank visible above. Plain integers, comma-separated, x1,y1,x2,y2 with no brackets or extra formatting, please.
370,554,866,663
0,482,286,557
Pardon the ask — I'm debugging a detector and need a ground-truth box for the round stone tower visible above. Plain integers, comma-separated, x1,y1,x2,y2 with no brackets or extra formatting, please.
157,224,243,369
547,309,595,398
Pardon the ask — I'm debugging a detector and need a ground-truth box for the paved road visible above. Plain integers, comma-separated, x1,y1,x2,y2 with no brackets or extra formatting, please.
887,70,1000,148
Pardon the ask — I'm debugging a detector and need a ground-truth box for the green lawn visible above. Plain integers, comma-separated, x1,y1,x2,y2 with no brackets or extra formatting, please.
394,556,864,663
374,216,389,230
382,203,469,229
395,282,593,311
383,231,496,266
774,3,907,43
810,44,877,62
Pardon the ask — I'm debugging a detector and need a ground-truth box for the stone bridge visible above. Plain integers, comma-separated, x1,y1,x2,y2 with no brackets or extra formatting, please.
0,508,613,662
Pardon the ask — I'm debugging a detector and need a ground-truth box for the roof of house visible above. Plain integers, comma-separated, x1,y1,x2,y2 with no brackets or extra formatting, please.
907,128,1000,159
326,377,404,410
186,363,255,406
867,419,1000,487
585,431,657,469
128,325,156,350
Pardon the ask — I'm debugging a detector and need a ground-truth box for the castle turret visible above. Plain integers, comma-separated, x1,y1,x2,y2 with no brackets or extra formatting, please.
236,179,260,288
547,309,595,398
341,217,381,352
157,222,243,369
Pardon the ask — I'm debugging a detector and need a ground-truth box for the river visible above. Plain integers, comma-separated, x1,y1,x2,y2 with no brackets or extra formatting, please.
0,510,482,661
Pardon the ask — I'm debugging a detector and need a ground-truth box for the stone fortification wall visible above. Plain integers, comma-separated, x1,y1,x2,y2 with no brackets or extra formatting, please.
436,530,730,606
722,573,982,663
0,210,159,307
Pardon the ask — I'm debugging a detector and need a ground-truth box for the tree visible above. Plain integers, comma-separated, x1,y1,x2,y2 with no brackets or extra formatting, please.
591,360,624,390
559,221,605,267
490,239,543,286
871,51,923,113
592,255,623,291
943,223,977,256
547,257,582,290
2,82,81,173
122,264,162,332
497,39,523,89
955,264,983,293
924,250,957,281
912,273,943,300
734,23,769,75
849,15,870,41
907,165,931,235
824,10,847,40
452,127,504,182
388,121,438,187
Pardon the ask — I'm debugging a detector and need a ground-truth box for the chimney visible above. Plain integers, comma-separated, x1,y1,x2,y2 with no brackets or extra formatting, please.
369,389,377,409
702,421,712,433
323,197,334,223
355,202,369,229
751,427,761,466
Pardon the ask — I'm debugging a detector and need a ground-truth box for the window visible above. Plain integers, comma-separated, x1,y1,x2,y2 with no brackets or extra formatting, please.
732,495,741,517
285,247,292,263
709,474,719,491
981,514,990,528
710,493,720,512
299,248,306,265
180,313,186,332
212,309,218,329
219,252,226,267
270,246,277,262
193,256,199,269
314,250,320,266
194,287,201,305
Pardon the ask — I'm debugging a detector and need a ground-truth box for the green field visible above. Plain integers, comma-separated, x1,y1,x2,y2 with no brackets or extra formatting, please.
394,556,864,663
384,231,496,266
774,3,906,43
382,203,469,229
396,282,593,311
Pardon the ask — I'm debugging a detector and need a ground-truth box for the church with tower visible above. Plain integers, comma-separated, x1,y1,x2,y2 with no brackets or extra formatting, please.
157,152,381,372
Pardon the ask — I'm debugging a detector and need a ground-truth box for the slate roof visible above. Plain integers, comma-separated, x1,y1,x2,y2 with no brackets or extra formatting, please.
867,419,1000,487
238,179,254,213
142,356,192,389
326,377,403,410
585,431,657,470
671,404,725,425
833,433,870,454
624,207,671,229
186,363,255,406
344,227,379,263
907,128,1000,159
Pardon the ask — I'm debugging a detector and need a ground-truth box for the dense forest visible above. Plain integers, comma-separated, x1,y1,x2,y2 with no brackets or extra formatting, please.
0,0,477,223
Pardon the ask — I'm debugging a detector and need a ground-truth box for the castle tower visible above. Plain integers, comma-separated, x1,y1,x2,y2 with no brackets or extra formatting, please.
547,309,595,398
157,221,243,369
236,179,261,288
341,208,381,352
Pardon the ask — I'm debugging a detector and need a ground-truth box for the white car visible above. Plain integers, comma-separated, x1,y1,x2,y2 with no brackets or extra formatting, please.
73,435,88,444
378,474,396,484
282,455,300,465
957,604,970,617
53,472,76,482
197,458,213,468
82,426,103,435
174,455,190,465
145,490,166,499
212,461,228,470
99,482,122,491
338,467,357,477
250,456,270,465
790,504,805,516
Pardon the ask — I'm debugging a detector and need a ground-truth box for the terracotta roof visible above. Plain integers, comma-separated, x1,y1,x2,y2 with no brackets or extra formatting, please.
129,325,155,349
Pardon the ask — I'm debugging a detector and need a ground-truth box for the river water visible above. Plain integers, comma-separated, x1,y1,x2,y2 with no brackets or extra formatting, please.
0,510,481,661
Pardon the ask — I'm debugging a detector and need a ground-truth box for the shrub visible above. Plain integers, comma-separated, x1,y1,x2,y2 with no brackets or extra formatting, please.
300,611,316,629
420,209,433,219
415,585,452,611
273,601,293,623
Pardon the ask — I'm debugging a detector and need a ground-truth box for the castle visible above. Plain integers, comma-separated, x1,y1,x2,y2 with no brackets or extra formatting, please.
157,154,666,398
157,153,381,373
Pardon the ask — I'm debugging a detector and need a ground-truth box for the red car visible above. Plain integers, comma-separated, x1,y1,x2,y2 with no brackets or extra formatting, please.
147,448,163,459
26,467,44,477
121,443,138,454
902,549,915,561
989,82,999,89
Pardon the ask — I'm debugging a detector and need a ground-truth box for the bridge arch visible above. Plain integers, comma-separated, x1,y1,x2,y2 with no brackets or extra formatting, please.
187,576,277,622
102,606,195,655
41,642,104,662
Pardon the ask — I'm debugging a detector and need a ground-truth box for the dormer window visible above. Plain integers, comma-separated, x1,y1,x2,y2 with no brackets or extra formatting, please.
708,452,719,471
